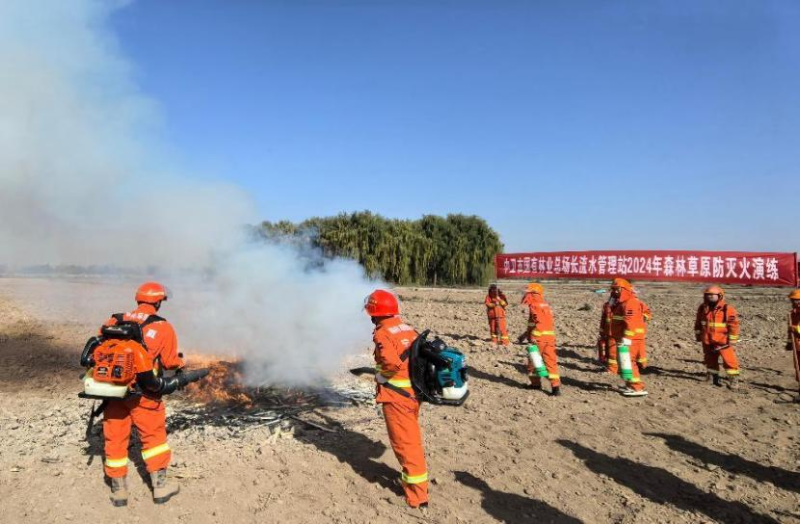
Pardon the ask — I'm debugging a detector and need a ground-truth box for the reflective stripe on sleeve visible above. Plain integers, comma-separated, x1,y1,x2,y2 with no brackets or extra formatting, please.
624,330,636,337
387,378,412,388
141,443,170,461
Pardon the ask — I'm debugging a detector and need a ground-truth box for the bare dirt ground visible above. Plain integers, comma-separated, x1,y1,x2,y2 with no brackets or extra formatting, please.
0,277,798,523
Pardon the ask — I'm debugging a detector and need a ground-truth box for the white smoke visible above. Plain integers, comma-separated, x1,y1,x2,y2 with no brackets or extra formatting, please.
0,0,378,385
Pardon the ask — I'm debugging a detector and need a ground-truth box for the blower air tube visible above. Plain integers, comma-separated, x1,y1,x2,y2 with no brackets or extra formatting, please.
136,368,210,396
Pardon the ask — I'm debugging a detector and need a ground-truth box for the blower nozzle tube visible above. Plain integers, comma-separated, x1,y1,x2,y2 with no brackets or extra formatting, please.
177,368,210,388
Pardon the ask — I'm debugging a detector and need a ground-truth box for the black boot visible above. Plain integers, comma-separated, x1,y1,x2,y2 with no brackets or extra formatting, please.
712,375,722,387
551,386,561,397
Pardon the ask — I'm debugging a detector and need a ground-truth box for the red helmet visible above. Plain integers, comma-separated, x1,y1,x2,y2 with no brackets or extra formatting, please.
135,282,170,304
364,289,399,317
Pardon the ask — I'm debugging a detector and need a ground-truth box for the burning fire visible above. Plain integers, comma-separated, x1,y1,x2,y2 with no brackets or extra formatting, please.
183,355,253,406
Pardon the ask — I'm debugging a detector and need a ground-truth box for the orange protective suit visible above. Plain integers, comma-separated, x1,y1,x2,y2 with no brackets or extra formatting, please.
788,306,800,382
694,298,740,378
521,292,560,387
101,303,183,479
485,292,509,345
373,316,428,508
609,288,647,392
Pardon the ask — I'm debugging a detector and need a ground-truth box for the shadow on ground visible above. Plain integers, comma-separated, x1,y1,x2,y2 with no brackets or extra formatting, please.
558,440,779,524
454,470,582,523
646,432,800,494
294,412,403,497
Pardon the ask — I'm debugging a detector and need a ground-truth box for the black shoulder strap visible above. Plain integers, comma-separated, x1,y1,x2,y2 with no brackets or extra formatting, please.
141,314,166,328
112,313,125,323
723,304,728,323
380,381,413,399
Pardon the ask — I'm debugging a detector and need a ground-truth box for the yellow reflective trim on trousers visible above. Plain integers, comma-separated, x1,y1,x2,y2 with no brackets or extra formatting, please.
629,377,642,383
141,443,170,461
608,359,618,364
707,322,727,328
728,335,739,340
402,472,429,484
634,328,645,334
795,325,800,334
548,374,560,380
725,369,740,376
533,330,555,336
388,378,412,388
105,457,129,469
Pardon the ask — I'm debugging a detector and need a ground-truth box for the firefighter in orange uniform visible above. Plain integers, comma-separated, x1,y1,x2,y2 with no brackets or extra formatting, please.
694,285,741,388
102,282,184,506
365,290,429,511
485,284,510,345
787,289,800,401
518,283,561,395
608,278,648,397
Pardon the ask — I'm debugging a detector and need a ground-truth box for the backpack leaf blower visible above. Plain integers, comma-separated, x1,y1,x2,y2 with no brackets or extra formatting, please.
410,330,469,406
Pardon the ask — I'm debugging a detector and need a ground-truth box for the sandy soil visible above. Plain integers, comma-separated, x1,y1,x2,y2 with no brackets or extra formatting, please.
0,277,798,523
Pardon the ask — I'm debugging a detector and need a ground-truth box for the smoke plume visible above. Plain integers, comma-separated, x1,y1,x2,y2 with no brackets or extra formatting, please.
0,1,378,385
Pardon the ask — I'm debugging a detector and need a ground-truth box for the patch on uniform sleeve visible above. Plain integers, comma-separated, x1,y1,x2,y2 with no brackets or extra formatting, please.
146,329,157,339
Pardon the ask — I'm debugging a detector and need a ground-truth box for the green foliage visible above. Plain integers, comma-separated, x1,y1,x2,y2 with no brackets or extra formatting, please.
259,212,503,286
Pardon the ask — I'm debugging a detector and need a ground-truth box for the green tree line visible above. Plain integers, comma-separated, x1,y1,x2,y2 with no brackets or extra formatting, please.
258,212,503,286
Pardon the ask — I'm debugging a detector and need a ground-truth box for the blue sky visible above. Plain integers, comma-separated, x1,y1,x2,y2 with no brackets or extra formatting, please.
110,1,799,253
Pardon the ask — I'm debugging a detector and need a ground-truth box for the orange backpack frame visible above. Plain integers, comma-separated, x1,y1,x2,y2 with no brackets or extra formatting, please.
91,338,142,386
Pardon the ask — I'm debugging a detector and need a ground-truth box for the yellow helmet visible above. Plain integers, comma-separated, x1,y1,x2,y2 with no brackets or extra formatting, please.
526,283,544,295
789,289,800,300
611,278,632,291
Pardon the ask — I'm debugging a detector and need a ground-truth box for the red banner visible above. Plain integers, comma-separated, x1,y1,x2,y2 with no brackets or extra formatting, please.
496,251,798,287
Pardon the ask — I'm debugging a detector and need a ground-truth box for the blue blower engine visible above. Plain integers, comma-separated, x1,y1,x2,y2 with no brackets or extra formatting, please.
410,330,469,406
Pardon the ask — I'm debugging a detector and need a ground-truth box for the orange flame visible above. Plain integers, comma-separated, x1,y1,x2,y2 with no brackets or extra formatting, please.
183,355,252,406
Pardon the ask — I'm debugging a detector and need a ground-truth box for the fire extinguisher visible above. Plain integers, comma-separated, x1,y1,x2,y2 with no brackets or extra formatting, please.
617,338,634,381
527,345,549,377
